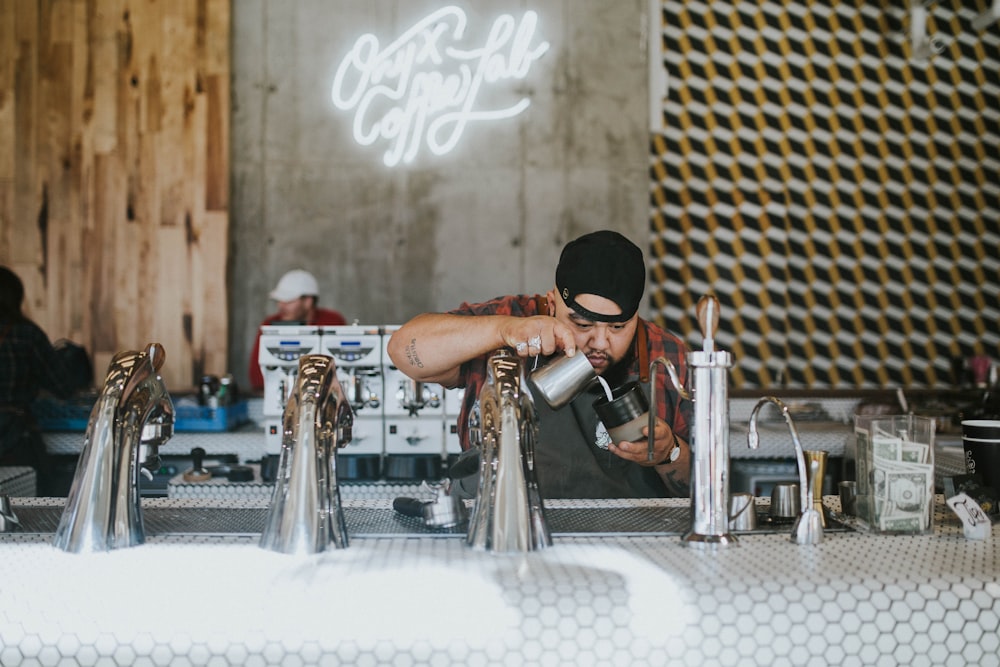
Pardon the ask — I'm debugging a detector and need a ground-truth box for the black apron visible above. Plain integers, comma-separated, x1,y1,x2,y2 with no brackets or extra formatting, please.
531,382,666,499
449,380,666,500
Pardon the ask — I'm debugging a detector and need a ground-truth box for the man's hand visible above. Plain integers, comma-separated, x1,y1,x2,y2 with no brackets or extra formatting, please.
610,416,691,496
498,315,577,358
609,417,681,466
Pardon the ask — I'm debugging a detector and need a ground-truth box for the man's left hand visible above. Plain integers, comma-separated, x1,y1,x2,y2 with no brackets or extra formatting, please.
608,417,681,466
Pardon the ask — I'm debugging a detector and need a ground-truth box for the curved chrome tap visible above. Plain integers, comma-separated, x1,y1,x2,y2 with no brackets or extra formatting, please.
748,396,824,545
648,356,690,462
54,343,174,553
466,349,552,552
260,354,354,554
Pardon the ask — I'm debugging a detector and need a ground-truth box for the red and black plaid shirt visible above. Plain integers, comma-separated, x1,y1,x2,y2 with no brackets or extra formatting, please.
447,294,692,450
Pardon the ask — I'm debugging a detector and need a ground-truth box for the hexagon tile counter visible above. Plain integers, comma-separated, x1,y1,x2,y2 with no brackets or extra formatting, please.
0,497,997,666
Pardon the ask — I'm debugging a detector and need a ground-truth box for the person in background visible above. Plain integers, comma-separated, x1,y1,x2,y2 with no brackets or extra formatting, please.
0,266,92,495
248,269,347,392
386,230,693,499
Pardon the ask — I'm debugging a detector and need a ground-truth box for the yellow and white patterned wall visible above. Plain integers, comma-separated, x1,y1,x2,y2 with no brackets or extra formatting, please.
649,0,1000,389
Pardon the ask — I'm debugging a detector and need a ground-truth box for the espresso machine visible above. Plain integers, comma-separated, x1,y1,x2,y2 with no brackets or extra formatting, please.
382,326,446,480
321,325,385,480
258,325,324,457
443,386,466,469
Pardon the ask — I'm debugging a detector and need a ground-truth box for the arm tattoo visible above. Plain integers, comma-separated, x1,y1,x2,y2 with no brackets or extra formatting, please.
403,339,424,369
658,468,690,498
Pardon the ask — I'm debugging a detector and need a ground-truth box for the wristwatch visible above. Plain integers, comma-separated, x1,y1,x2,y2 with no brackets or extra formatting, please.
668,437,682,462
660,433,682,464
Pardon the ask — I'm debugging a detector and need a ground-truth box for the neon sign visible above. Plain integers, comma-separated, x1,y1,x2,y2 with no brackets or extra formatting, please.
331,6,550,167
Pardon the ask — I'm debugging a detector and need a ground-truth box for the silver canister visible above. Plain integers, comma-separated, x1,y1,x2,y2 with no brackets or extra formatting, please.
728,492,758,532
770,483,801,520
528,352,597,409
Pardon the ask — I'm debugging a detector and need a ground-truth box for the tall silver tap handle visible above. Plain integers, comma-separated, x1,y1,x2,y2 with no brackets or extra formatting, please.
696,295,720,352
145,342,166,371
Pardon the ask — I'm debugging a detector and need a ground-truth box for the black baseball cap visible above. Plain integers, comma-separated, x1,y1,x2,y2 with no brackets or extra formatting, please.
555,230,646,323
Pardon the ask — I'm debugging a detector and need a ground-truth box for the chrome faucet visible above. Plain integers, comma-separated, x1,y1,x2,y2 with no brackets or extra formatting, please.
466,349,552,552
748,396,824,545
260,354,354,554
53,343,174,553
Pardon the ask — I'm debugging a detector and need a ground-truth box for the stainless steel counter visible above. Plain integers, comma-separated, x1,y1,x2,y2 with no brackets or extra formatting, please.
1,496,996,666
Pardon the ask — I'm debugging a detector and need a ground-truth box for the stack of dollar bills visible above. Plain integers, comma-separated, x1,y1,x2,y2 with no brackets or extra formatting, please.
862,425,935,532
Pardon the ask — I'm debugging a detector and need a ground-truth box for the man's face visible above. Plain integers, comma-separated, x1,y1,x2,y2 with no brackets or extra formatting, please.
275,296,313,322
549,290,638,375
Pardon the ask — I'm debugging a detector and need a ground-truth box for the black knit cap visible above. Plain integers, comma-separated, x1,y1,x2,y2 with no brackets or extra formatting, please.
555,230,645,323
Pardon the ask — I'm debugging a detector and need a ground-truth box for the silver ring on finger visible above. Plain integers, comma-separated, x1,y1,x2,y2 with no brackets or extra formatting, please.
528,335,542,349
515,342,528,353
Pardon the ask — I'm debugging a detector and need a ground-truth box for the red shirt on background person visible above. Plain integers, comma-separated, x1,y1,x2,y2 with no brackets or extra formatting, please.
247,270,346,392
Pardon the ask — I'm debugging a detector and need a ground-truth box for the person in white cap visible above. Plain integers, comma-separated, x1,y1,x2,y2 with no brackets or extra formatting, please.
248,269,346,391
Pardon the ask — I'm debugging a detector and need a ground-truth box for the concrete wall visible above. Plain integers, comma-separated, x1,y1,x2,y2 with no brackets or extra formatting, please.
229,0,650,390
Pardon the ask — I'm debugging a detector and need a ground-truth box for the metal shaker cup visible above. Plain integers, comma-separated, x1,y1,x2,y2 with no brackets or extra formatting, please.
528,352,597,409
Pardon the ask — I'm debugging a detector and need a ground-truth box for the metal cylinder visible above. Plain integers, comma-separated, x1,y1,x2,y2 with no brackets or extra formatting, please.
682,350,737,546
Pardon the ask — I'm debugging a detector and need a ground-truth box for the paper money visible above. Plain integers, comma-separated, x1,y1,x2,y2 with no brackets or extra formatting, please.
867,425,934,533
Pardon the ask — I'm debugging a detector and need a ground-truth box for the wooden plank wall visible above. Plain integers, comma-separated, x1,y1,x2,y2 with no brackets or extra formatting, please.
0,0,230,392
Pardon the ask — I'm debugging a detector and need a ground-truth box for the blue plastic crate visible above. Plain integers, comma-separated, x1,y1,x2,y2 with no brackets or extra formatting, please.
33,397,249,433
174,401,249,432
31,397,93,431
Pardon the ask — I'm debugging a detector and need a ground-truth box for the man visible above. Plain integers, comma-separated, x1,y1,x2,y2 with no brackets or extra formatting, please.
0,266,92,495
248,269,347,392
386,230,692,498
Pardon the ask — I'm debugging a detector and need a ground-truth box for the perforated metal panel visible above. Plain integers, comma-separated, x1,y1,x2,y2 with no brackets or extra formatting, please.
650,0,1000,388
9,500,858,541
